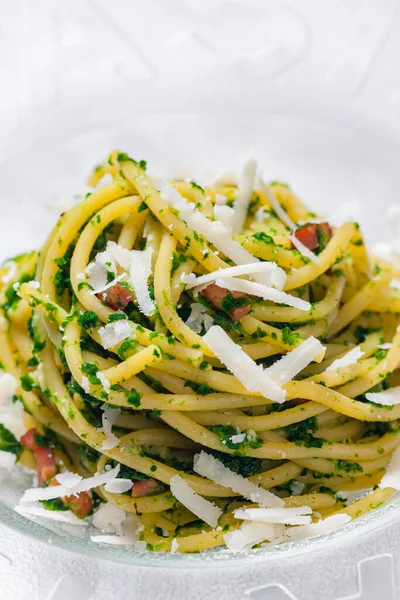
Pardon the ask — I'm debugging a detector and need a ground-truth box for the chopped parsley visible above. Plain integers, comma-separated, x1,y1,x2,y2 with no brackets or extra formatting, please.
281,326,301,346
81,362,101,385
0,424,23,457
170,251,187,276
285,417,325,448
116,153,147,170
252,231,274,244
210,451,261,477
190,181,204,194
208,425,263,455
78,311,98,330
108,313,127,323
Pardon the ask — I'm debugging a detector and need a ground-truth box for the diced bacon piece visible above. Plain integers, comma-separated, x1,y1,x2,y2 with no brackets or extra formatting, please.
200,283,251,322
291,223,333,252
48,476,93,519
97,283,134,310
21,428,57,485
64,490,93,518
131,478,163,498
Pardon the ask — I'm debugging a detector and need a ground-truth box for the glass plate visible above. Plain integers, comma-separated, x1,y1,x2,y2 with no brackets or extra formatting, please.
1,108,400,566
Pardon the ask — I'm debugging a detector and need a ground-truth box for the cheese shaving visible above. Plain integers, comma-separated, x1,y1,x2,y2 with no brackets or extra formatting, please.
98,320,132,350
15,504,87,525
233,506,312,526
232,158,257,232
100,403,121,451
214,204,236,231
254,206,270,223
169,474,222,528
97,371,110,393
258,176,296,230
380,444,400,489
92,502,126,534
193,452,284,507
224,522,283,551
185,303,214,334
85,249,117,293
279,514,351,542
203,326,286,403
215,277,310,311
182,261,286,291
265,337,326,385
215,194,228,205
1,261,17,284
171,538,179,553
107,241,132,271
366,385,400,407
326,346,364,372
20,465,121,503
129,247,156,316
158,180,272,286
104,478,134,494
55,472,83,488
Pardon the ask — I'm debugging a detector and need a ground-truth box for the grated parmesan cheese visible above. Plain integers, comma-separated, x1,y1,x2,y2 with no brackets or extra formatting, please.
169,474,222,528
104,478,133,494
326,346,364,372
81,376,90,394
254,206,270,223
85,249,117,293
185,303,214,334
20,465,121,503
215,277,310,311
158,180,274,286
258,176,296,230
1,261,17,284
232,158,257,233
214,204,236,231
98,320,133,350
224,521,283,552
279,514,351,542
229,432,246,445
100,403,121,451
92,502,126,534
15,504,87,525
97,371,110,393
380,444,400,489
129,247,156,316
390,279,400,290
107,241,132,271
366,385,400,407
203,326,286,403
194,452,284,507
55,472,82,488
215,194,228,205
265,337,325,385
182,261,286,291
233,506,312,526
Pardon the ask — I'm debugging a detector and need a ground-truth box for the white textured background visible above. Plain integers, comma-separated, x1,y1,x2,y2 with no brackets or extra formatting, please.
1,1,400,598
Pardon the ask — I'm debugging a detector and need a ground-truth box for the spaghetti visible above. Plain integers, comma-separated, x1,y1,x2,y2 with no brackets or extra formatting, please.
1,150,400,553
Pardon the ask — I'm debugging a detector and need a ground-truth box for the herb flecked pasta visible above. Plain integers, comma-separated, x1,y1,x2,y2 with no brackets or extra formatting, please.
1,150,400,553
